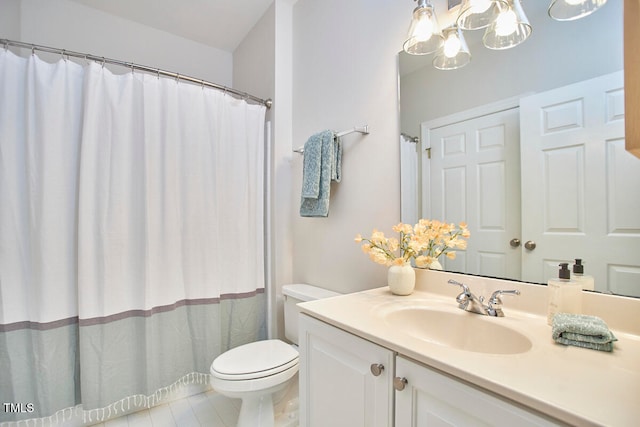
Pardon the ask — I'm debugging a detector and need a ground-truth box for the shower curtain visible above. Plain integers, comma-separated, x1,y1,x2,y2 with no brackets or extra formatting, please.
0,50,267,423
400,134,418,225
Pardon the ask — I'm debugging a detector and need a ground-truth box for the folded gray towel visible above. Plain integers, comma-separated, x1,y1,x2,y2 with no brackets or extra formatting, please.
300,130,341,217
301,131,325,199
552,313,617,352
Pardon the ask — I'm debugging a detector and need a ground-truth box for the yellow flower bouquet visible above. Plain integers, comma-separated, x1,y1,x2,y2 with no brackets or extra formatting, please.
355,219,470,268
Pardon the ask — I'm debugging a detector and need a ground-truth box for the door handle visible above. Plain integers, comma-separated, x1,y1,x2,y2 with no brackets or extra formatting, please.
510,238,521,248
524,240,536,250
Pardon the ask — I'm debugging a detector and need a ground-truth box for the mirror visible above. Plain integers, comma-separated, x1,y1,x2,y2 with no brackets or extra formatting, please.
399,1,640,298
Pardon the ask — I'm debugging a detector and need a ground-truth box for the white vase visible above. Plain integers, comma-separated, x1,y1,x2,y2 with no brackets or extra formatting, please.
429,259,443,270
387,264,416,296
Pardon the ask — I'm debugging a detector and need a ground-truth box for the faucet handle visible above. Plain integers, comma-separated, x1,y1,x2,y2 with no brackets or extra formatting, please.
448,279,469,293
448,279,472,309
487,290,520,317
489,289,520,305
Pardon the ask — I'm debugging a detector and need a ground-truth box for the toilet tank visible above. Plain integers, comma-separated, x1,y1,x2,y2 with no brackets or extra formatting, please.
282,284,340,345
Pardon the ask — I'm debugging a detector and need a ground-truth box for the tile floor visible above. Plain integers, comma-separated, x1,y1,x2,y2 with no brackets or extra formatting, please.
91,391,240,427
2,381,299,427
0,391,240,427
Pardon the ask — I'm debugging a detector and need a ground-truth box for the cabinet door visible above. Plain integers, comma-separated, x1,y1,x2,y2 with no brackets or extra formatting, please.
395,356,561,427
299,314,394,427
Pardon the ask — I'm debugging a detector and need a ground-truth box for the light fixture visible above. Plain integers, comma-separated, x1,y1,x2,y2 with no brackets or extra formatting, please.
403,0,444,55
548,0,607,21
433,26,471,70
483,0,531,50
457,0,508,30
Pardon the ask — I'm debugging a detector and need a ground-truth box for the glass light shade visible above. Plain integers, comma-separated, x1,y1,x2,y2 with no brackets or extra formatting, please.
548,0,607,21
403,0,444,55
483,0,531,50
433,27,471,70
457,0,508,30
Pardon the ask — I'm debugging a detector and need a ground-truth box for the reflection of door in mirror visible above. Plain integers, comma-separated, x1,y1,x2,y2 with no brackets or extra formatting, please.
423,106,521,280
521,71,640,297
419,72,640,297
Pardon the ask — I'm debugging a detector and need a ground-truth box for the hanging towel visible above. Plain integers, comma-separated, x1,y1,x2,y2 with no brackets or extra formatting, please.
551,313,618,352
300,130,342,217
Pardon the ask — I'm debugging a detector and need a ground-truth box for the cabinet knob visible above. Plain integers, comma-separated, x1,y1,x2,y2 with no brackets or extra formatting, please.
370,363,384,376
393,377,408,391
524,240,536,250
510,238,521,248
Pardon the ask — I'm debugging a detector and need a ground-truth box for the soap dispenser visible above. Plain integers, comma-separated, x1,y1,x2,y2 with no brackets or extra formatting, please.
573,259,595,291
547,263,582,325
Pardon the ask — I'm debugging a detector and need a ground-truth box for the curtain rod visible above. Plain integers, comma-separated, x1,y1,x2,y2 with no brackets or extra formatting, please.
0,39,273,109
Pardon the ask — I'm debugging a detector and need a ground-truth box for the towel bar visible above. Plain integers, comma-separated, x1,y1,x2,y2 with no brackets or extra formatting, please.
294,125,369,154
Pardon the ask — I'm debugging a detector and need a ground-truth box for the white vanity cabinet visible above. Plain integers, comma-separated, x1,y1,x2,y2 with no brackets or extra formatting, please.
300,314,565,427
299,314,395,427
394,356,563,427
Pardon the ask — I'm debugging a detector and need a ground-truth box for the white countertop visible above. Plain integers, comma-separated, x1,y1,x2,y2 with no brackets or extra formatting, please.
298,275,640,427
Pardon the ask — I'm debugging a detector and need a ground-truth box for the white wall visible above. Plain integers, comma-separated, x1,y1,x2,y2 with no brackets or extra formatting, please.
233,1,297,340
233,5,275,102
290,0,412,294
0,0,21,40
269,0,296,339
7,0,232,85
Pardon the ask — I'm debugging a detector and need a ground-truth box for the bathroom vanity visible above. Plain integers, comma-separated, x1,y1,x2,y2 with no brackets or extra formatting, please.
297,270,640,427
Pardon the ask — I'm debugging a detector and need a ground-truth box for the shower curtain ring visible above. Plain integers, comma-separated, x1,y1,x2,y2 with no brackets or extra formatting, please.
156,69,160,79
61,49,67,62
31,46,35,56
101,57,105,68
175,73,180,83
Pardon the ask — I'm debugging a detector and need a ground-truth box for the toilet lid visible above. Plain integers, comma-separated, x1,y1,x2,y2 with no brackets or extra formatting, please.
211,339,298,380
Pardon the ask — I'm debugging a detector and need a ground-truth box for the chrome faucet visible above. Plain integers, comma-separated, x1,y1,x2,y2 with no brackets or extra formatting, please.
448,279,520,317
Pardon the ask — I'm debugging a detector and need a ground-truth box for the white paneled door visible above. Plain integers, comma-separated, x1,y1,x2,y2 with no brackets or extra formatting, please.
424,106,521,280
520,71,640,296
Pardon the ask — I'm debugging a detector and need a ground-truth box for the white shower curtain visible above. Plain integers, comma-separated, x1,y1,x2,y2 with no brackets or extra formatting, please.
400,134,419,225
0,50,267,422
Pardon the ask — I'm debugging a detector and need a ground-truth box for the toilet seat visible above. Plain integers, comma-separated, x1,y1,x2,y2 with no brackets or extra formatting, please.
211,339,299,381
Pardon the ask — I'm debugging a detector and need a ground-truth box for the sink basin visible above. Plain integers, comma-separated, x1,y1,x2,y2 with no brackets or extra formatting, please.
383,306,532,354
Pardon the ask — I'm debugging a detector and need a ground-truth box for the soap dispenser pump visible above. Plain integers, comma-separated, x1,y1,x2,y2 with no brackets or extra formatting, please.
547,263,582,325
573,259,595,291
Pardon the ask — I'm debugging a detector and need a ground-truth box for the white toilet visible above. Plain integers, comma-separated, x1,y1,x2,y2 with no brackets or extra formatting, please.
210,284,339,427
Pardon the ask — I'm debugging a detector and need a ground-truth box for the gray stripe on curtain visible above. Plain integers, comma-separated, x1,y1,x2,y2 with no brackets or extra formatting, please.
0,290,263,332
79,289,264,326
0,292,266,421
0,317,79,333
